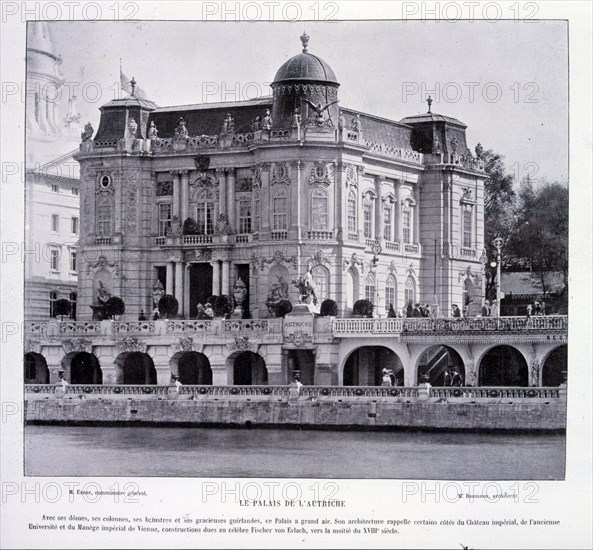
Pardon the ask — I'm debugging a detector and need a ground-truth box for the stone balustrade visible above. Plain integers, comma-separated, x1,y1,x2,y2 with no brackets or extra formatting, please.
24,315,567,345
24,384,565,402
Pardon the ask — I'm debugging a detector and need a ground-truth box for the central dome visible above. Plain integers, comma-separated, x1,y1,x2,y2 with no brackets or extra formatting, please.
272,33,338,85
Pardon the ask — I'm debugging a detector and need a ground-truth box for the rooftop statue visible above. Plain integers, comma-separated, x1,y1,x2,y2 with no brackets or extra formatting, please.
262,110,273,130
174,117,189,139
81,122,93,142
148,121,158,139
303,98,339,126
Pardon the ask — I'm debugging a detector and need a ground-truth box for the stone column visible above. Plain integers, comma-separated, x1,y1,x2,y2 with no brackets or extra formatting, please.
218,169,227,217
171,171,180,218
175,261,184,315
180,170,189,223
292,161,301,239
166,262,174,296
396,180,402,242
375,176,383,241
227,168,236,231
260,164,270,233
221,261,230,295
212,261,221,296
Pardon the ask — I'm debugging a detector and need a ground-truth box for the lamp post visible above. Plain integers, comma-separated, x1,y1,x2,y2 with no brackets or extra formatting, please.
492,237,504,317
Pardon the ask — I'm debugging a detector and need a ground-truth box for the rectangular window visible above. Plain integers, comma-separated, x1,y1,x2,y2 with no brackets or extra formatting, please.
51,184,59,193
97,203,112,236
50,249,59,271
69,292,77,320
196,203,215,235
71,187,79,196
70,250,77,272
49,291,57,317
463,207,473,248
273,194,288,230
365,284,376,304
402,210,411,243
383,204,392,241
311,190,328,231
71,217,79,235
239,199,252,234
347,195,357,233
158,203,172,237
363,201,373,239
51,214,59,232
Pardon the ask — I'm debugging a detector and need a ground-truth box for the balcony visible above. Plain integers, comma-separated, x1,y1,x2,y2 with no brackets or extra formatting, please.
95,237,112,246
270,231,288,241
306,230,334,240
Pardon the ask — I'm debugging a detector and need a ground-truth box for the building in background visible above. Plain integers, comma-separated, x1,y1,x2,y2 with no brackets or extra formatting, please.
25,22,80,320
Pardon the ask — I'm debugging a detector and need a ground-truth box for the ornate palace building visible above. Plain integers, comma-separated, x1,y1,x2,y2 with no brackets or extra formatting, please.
24,34,567,393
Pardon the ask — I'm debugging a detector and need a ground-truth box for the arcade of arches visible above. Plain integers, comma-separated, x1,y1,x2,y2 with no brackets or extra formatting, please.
24,344,567,387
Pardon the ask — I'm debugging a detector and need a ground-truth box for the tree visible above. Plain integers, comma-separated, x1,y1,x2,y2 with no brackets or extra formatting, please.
506,180,568,300
158,294,179,319
320,299,338,317
480,148,517,301
53,298,71,321
104,296,125,319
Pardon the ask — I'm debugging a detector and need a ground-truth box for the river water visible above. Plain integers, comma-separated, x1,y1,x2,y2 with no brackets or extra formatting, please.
25,425,565,479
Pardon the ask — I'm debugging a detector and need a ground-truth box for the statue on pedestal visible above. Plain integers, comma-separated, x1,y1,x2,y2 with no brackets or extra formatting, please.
262,110,273,130
127,117,138,138
174,117,189,140
292,269,318,306
232,278,248,318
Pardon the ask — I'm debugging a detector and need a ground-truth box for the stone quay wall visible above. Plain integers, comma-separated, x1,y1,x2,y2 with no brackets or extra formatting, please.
25,385,566,431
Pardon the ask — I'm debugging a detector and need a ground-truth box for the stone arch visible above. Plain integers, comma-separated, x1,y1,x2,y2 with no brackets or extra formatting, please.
227,351,268,385
24,352,49,384
541,345,568,386
345,266,360,311
62,352,103,384
343,346,404,386
478,345,529,386
115,352,157,385
416,345,465,386
170,351,212,385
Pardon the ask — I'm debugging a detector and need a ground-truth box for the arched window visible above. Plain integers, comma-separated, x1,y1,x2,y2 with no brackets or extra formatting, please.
96,196,112,236
385,274,397,312
253,191,260,231
193,188,215,235
347,190,357,233
272,189,288,230
365,272,376,304
311,266,329,301
311,188,328,231
405,276,416,306
363,194,374,239
402,199,415,243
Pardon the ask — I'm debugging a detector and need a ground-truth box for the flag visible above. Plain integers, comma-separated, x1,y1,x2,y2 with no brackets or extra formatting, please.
120,62,147,99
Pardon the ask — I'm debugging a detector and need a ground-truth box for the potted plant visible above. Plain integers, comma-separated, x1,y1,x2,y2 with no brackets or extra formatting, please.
353,299,374,318
320,299,338,317
104,296,125,320
53,298,72,321
158,294,179,319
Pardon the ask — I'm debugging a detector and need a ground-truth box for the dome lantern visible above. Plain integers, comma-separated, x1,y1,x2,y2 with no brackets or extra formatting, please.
271,34,340,129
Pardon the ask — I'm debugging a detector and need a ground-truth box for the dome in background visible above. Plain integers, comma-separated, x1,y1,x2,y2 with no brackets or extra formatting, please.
272,32,338,85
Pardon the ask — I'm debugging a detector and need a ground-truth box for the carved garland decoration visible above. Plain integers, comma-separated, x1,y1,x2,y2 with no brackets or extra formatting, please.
61,339,93,354
116,337,147,354
86,256,120,276
251,250,297,272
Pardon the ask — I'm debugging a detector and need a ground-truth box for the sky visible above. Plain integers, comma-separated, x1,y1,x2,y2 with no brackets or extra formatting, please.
44,20,568,184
